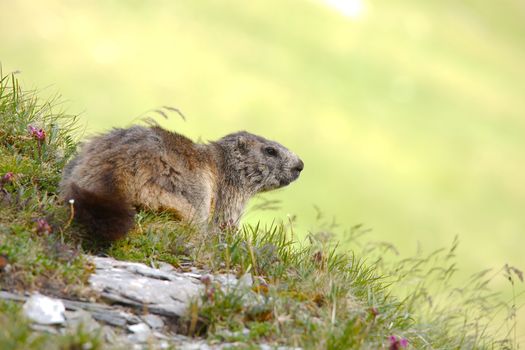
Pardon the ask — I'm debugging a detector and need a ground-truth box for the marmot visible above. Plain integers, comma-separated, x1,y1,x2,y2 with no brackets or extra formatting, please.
60,125,304,240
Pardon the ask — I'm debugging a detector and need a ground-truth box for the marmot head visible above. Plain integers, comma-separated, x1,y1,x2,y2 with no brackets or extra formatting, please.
218,131,304,193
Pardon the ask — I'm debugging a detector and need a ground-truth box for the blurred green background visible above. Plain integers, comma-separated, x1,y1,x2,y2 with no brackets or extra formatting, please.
1,0,524,340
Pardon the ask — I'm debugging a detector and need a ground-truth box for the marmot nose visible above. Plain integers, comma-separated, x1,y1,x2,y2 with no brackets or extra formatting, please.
293,159,304,173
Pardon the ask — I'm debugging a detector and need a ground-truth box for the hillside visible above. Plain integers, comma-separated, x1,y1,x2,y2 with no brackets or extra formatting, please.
0,73,521,349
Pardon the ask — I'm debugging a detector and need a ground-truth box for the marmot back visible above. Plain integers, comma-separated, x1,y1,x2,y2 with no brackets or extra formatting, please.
60,125,304,240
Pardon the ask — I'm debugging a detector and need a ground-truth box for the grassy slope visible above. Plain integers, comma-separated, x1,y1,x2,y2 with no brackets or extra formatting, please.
0,74,521,349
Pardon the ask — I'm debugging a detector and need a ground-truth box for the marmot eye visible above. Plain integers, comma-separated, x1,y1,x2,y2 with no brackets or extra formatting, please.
264,147,278,157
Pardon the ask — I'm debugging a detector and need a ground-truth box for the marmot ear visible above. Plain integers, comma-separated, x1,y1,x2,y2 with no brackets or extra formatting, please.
237,136,248,153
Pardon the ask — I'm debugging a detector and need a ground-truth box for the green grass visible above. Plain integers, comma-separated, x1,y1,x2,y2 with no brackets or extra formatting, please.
0,72,90,296
105,213,522,348
178,223,521,349
0,72,104,348
1,73,521,349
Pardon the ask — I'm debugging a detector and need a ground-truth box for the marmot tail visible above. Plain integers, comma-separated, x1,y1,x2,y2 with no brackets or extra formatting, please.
66,183,136,241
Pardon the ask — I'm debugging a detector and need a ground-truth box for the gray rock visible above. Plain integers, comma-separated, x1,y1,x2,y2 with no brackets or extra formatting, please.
214,273,238,289
100,325,118,344
142,314,165,329
62,297,141,327
65,309,100,333
152,331,170,340
157,262,176,273
0,290,25,302
237,273,253,290
89,256,203,318
29,324,60,334
22,294,65,325
92,309,140,328
183,272,205,279
128,322,152,343
1,290,141,329
259,345,303,350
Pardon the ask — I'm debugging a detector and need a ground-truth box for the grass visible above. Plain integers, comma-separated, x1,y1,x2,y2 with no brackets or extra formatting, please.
0,71,90,296
0,72,102,348
2,0,525,340
0,72,522,349
179,223,521,349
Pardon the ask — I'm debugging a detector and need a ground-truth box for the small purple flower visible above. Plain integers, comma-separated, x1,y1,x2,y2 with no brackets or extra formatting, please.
389,335,398,343
35,129,46,140
389,335,408,350
35,218,52,234
28,125,37,134
1,172,14,183
28,125,46,141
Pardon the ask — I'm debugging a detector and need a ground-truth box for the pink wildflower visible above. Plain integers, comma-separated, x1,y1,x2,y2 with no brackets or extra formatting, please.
28,125,46,141
35,129,46,140
28,125,37,134
1,172,14,183
389,335,408,350
35,218,52,234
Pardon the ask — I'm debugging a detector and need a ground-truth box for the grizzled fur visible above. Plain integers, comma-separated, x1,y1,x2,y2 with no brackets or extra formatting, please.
60,125,304,240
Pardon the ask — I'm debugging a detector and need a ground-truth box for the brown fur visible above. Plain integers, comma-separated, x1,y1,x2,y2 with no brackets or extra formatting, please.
60,125,303,240
68,184,135,240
